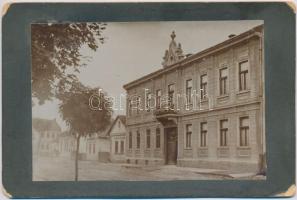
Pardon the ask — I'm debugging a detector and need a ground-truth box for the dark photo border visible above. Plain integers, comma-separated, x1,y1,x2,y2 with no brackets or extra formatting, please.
2,2,295,198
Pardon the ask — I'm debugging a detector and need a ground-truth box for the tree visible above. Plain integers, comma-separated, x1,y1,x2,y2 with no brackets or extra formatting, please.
31,23,107,105
58,80,112,181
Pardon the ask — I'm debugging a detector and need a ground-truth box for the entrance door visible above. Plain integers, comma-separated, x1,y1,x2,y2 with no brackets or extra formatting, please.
166,128,177,165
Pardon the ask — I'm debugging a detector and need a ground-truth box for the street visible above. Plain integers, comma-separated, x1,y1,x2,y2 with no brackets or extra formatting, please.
33,157,227,181
33,157,263,181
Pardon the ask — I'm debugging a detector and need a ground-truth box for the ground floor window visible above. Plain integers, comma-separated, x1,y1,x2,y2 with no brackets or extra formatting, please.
185,124,192,148
220,119,228,146
129,132,132,149
120,141,124,154
200,122,207,147
115,141,118,154
146,129,151,148
240,117,249,146
136,131,140,149
156,128,161,148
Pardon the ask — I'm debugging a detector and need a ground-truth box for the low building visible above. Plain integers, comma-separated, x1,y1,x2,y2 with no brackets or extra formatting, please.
32,118,61,157
58,131,76,158
85,131,111,162
108,115,127,163
123,25,265,173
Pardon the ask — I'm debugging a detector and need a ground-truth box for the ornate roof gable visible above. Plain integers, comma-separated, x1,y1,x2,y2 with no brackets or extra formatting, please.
162,31,184,68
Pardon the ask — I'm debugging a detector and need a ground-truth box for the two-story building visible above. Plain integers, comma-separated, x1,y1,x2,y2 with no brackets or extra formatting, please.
123,25,265,173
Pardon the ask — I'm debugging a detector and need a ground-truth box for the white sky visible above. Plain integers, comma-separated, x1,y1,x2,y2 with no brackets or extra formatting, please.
32,20,263,130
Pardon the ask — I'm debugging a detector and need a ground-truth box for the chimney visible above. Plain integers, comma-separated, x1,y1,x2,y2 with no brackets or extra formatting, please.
228,34,236,38
186,53,193,58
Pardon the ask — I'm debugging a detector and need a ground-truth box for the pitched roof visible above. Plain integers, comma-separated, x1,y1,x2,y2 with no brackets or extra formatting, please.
32,118,61,132
106,115,126,136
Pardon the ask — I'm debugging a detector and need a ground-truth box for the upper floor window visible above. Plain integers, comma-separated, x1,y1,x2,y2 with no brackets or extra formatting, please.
146,129,151,148
156,90,162,109
220,68,228,95
220,119,228,146
186,79,193,105
129,132,132,149
168,84,175,109
239,117,249,146
146,92,152,112
200,74,207,100
239,61,249,91
136,131,140,149
136,96,141,114
185,124,192,148
128,100,132,116
156,128,161,148
200,122,207,147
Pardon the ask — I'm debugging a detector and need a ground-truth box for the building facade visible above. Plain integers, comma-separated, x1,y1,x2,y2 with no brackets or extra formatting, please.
123,25,265,173
85,131,111,162
58,131,76,158
32,118,61,157
108,115,127,163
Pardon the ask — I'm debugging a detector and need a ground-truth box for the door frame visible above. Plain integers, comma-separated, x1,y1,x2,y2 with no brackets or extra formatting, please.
164,127,178,165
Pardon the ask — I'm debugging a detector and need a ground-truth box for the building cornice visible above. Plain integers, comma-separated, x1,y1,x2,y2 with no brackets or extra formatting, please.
123,25,263,90
126,100,261,127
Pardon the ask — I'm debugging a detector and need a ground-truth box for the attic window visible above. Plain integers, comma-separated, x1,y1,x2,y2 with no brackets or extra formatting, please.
118,121,121,128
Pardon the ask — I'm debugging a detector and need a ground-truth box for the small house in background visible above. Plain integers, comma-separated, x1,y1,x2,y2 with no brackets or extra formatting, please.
32,118,61,157
108,115,127,163
85,129,111,162
58,131,76,158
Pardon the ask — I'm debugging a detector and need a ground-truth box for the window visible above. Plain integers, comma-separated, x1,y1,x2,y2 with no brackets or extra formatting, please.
156,128,161,148
200,122,207,147
136,97,141,114
115,141,118,154
136,131,140,149
128,100,132,116
129,132,132,149
186,79,193,105
120,141,124,154
185,124,192,148
118,121,121,128
146,129,151,148
146,92,152,112
239,61,249,91
93,143,96,154
156,90,162,109
220,119,228,146
168,84,175,108
200,74,207,99
220,68,228,95
240,117,249,146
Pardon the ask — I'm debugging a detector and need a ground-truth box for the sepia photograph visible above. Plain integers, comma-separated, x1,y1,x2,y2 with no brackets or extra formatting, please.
32,20,266,181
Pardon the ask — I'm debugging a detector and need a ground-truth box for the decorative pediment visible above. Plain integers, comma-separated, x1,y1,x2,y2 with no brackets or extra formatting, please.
162,31,184,68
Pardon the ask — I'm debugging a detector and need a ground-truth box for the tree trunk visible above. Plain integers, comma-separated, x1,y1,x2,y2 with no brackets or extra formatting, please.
75,135,81,181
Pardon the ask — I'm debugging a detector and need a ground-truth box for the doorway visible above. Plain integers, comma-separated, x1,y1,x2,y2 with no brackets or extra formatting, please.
165,127,177,165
